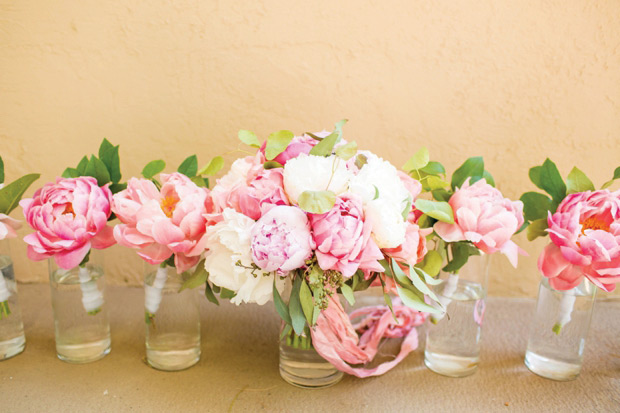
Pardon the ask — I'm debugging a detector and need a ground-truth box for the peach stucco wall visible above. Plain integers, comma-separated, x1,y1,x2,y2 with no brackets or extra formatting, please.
1,1,618,296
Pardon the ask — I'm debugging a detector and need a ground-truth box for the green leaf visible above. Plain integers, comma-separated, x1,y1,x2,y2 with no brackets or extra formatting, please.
84,155,111,186
401,196,412,220
520,192,553,222
403,147,430,172
204,281,219,305
142,160,166,179
420,161,445,176
416,250,443,277
109,183,127,194
451,156,484,190
416,213,436,229
98,139,121,183
190,176,207,187
263,161,283,169
602,166,620,189
539,158,566,204
312,304,320,326
299,279,314,326
289,276,306,335
62,167,80,178
279,323,292,341
273,280,291,325
483,170,495,187
178,155,198,177
298,190,336,214
425,176,449,191
566,167,595,194
76,156,89,175
180,260,208,291
220,288,236,299
309,132,339,157
414,199,454,224
395,284,441,314
340,283,355,306
431,188,451,202
354,154,368,169
443,242,478,273
0,156,4,184
265,130,294,160
0,173,40,214
198,156,224,176
334,119,348,138
527,218,549,241
529,165,543,190
391,258,439,302
335,141,358,161
238,130,261,147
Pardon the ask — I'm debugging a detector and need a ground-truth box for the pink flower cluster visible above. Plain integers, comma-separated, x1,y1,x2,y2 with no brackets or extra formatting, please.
538,190,620,292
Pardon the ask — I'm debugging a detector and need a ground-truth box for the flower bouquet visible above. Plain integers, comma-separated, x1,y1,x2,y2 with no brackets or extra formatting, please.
0,157,39,359
202,121,442,387
520,160,620,380
20,139,122,363
401,151,525,377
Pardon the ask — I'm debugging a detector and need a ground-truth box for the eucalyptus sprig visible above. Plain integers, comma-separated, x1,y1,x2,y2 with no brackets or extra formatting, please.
141,154,224,190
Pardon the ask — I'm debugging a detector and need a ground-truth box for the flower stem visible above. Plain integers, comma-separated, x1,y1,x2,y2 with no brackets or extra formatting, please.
285,327,314,350
553,292,576,335
430,273,459,323
78,266,104,315
145,266,168,319
0,272,11,318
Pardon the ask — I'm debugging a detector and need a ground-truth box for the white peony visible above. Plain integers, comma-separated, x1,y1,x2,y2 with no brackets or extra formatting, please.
204,208,284,305
283,154,353,204
349,151,410,248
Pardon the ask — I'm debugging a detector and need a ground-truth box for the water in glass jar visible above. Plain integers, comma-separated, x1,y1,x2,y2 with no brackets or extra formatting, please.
0,256,26,360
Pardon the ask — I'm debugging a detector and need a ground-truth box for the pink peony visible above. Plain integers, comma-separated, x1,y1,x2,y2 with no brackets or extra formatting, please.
434,178,525,267
538,189,620,292
250,205,314,274
384,220,432,268
0,214,21,240
309,194,384,278
20,177,115,269
112,173,211,273
259,133,319,165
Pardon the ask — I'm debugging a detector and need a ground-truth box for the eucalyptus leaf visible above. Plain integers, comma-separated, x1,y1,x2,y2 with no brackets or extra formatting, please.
309,132,339,157
425,176,449,191
451,157,484,190
180,261,208,291
178,155,198,177
220,288,236,299
298,190,336,214
273,279,291,325
566,167,595,194
432,188,451,202
416,250,443,277
312,304,320,325
443,242,477,273
539,158,566,205
527,218,549,241
396,284,441,314
414,199,454,224
416,213,436,229
354,154,368,169
142,160,166,179
265,130,294,160
334,119,348,138
520,192,553,222
190,176,207,187
198,156,224,176
402,147,429,172
335,141,358,160
263,161,283,169
289,276,306,335
340,283,355,306
0,173,40,214
401,196,412,220
204,282,219,305
84,156,111,186
299,279,314,326
238,130,261,147
420,161,445,176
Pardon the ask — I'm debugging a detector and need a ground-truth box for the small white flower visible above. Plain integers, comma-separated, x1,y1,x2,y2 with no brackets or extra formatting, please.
283,154,352,204
204,208,283,305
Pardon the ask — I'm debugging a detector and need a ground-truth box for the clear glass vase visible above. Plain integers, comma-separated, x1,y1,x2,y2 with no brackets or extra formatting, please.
0,240,26,360
144,264,200,371
424,253,490,377
524,277,596,381
279,326,343,388
48,252,111,363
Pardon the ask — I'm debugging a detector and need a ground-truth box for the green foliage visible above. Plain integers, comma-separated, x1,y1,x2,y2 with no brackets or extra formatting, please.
566,167,594,194
289,276,306,335
451,157,484,190
62,139,123,192
263,161,283,169
178,155,198,177
520,192,553,221
538,158,566,205
309,131,339,157
602,166,620,189
298,190,336,214
84,155,111,187
238,130,261,148
482,170,495,187
273,279,291,325
204,281,219,305
0,156,4,184
416,250,443,277
339,283,355,306
180,260,208,291
335,141,358,160
0,173,40,215
420,161,445,176
98,139,122,184
299,279,314,326
401,196,412,220
198,156,224,176
443,242,480,273
265,130,294,160
414,199,454,224
527,218,548,241
431,188,451,202
142,160,166,179
403,147,429,172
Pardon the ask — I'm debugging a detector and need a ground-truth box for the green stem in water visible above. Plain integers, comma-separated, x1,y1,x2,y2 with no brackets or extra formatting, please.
0,301,10,319
552,323,562,335
285,328,314,350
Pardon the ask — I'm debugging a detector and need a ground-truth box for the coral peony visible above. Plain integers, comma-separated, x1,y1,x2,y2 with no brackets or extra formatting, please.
434,178,524,267
538,189,620,292
309,194,383,278
112,173,210,273
20,177,115,269
251,205,314,274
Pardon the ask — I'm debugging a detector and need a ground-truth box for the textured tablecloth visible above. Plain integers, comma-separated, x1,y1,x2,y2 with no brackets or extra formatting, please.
2,284,619,412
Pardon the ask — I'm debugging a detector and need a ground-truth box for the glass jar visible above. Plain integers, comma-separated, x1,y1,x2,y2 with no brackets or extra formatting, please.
424,253,490,377
48,252,111,363
0,239,26,360
144,264,200,371
524,277,596,381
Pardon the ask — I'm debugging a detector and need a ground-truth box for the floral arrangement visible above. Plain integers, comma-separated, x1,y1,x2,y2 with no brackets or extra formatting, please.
401,150,526,321
520,160,620,333
19,139,123,314
197,122,442,377
111,154,223,321
0,156,39,318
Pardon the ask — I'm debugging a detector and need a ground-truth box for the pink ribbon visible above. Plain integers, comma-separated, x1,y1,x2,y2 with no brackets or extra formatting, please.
310,295,427,378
